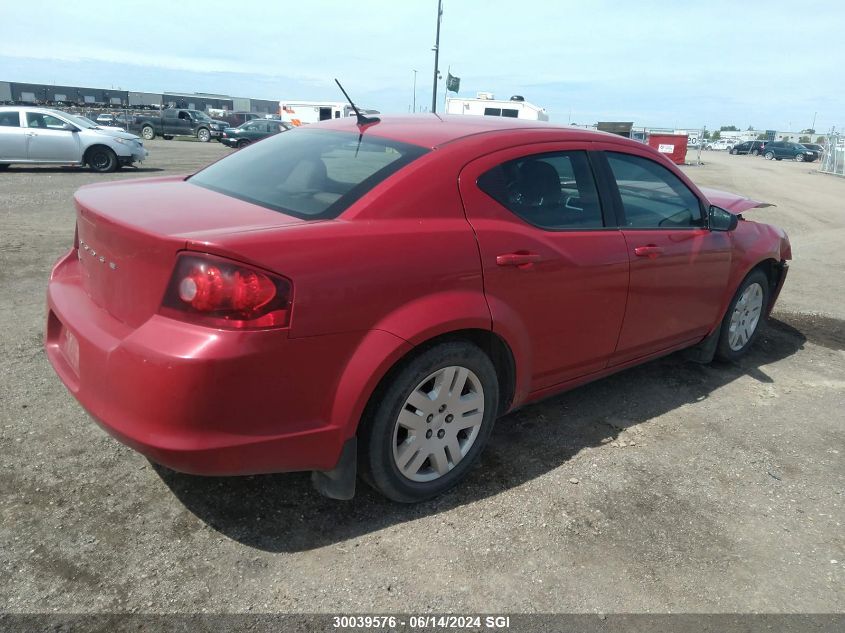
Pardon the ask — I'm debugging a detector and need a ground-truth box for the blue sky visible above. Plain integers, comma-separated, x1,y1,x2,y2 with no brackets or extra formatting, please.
0,0,841,131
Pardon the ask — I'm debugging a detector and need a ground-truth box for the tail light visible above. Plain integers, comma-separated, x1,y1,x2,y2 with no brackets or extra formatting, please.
160,253,292,329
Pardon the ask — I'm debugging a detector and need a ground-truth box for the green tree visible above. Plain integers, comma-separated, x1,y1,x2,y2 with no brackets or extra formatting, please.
702,130,711,140
799,135,811,143
720,125,739,132
712,130,722,140
746,125,755,131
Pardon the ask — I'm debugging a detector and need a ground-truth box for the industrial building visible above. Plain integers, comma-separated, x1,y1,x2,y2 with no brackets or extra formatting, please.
0,80,279,115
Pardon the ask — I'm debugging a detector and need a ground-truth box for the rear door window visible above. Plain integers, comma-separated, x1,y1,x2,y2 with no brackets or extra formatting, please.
477,151,604,229
0,111,21,127
190,129,428,219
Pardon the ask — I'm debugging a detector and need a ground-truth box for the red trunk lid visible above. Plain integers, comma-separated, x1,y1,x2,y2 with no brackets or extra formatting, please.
74,176,303,328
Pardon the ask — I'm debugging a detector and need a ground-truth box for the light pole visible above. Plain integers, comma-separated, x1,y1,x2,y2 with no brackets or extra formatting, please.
431,0,443,113
413,70,418,113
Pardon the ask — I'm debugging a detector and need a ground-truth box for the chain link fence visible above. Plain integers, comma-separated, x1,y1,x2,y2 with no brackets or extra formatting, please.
818,133,844,176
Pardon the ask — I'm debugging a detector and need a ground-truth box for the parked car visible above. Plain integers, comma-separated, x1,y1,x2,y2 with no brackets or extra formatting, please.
132,108,228,142
0,106,147,171
704,138,736,151
219,111,264,128
95,113,117,126
730,140,767,155
763,141,819,162
81,115,125,133
44,116,791,502
803,143,825,155
220,119,291,148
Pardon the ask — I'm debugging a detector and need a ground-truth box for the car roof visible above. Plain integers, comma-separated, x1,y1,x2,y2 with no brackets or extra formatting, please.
311,113,641,150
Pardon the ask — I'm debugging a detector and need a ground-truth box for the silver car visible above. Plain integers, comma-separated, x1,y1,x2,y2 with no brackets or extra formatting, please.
0,106,148,172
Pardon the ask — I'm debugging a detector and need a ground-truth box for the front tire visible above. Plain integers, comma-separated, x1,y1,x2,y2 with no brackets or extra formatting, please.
0,164,10,170
197,128,211,142
716,269,770,361
237,139,251,149
359,341,499,503
795,154,805,162
730,148,738,155
141,125,155,141
87,147,118,173
162,135,174,140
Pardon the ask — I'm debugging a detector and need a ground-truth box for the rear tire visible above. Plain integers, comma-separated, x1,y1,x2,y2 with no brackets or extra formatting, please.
716,269,770,362
87,147,118,173
0,164,10,170
764,151,774,160
141,125,155,141
730,148,738,155
358,341,499,503
162,135,174,140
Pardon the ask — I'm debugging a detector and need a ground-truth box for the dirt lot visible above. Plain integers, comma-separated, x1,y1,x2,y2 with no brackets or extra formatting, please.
1,140,842,614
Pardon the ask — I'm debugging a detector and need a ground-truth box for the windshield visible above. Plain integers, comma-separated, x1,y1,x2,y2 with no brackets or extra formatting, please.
191,110,212,122
190,129,428,220
60,112,98,129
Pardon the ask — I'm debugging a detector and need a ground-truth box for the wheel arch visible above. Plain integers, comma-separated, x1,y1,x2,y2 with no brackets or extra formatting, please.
715,256,783,333
330,326,518,450
83,143,118,165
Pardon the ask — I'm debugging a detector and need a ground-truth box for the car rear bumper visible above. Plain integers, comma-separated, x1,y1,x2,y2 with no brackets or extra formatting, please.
45,250,360,476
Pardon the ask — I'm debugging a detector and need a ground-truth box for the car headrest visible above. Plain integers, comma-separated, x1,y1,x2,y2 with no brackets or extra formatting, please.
517,160,560,207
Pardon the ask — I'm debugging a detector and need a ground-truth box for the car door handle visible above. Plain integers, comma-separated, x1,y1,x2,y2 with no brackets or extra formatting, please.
634,245,664,258
496,251,542,268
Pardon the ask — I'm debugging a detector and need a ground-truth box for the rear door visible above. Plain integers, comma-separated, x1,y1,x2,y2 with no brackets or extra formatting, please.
459,142,629,390
597,149,732,364
0,110,27,160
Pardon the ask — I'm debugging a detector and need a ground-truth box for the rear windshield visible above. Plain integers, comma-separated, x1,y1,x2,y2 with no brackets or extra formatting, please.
190,129,428,219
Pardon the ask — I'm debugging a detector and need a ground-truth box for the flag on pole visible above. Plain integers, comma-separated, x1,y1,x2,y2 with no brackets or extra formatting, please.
446,73,460,93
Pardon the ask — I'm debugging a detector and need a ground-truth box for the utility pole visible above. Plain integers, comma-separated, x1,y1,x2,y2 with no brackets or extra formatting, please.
431,0,443,113
413,70,418,112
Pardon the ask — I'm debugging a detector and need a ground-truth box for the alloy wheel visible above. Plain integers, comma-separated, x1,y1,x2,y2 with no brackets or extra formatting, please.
392,365,484,482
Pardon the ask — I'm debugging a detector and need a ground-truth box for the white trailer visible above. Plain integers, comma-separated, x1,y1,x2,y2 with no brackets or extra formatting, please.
278,101,379,126
445,93,549,121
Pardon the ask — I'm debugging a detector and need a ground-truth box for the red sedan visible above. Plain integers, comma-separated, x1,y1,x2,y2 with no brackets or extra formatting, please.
45,115,791,502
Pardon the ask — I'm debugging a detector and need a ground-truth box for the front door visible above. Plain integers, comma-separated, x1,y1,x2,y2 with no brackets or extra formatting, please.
597,149,732,364
24,112,80,162
459,143,630,391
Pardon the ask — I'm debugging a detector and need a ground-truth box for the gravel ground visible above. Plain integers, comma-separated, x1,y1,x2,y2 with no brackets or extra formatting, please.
0,140,843,615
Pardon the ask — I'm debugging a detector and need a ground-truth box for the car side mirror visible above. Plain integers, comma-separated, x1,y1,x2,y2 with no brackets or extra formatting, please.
709,205,738,231
62,123,78,132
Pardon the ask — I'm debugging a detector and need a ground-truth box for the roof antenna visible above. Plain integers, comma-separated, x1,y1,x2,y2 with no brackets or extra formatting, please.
335,79,380,126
